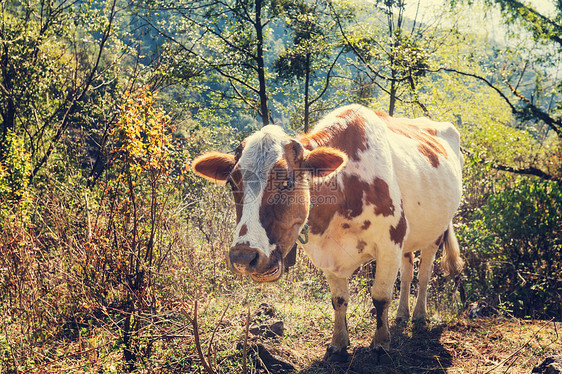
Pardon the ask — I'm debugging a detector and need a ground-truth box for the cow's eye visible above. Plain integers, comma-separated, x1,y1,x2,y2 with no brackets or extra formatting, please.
279,178,294,191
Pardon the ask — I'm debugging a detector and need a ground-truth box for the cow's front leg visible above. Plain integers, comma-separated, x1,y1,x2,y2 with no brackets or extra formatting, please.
323,272,350,362
370,246,401,351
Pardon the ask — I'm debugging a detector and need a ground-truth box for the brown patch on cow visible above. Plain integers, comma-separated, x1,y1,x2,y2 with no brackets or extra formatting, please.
308,174,365,235
308,175,395,235
377,112,447,168
404,252,414,266
425,128,437,136
369,178,394,216
390,209,407,246
341,174,365,218
259,160,308,252
372,299,388,329
342,223,350,229
361,220,371,230
342,175,395,219
308,174,342,235
356,240,367,253
309,210,335,235
302,110,369,161
239,224,248,237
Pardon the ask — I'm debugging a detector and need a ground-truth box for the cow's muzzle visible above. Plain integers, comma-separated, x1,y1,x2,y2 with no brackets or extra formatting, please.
228,243,283,283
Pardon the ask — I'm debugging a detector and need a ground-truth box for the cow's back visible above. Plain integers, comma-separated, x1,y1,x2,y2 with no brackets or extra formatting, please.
381,114,463,251
303,105,462,258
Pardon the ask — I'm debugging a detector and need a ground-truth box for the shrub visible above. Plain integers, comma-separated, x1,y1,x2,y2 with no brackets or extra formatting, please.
0,131,32,220
458,178,562,320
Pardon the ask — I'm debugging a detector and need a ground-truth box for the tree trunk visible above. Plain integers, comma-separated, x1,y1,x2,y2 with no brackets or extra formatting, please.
304,53,311,133
389,68,397,116
1,43,15,149
255,0,270,126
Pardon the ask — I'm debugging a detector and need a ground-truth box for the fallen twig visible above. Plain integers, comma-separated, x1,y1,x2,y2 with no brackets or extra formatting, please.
242,306,250,374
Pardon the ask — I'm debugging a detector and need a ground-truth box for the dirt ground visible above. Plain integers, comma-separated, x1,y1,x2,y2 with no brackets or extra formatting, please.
251,317,561,374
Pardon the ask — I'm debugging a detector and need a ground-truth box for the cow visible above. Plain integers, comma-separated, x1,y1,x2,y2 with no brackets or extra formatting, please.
191,104,464,361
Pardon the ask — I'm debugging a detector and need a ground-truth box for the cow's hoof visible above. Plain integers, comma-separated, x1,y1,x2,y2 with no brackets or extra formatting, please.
369,344,392,364
370,335,390,352
370,340,390,351
370,328,391,351
395,315,409,324
412,315,429,327
323,345,349,363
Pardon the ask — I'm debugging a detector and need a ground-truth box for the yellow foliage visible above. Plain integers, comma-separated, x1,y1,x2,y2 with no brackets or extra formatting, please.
111,88,175,180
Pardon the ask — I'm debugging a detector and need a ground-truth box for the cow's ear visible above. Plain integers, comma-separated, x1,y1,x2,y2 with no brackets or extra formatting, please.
304,147,347,178
192,152,236,184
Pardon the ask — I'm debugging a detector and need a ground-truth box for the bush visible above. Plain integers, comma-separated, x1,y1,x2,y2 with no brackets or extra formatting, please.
0,131,32,220
458,178,562,320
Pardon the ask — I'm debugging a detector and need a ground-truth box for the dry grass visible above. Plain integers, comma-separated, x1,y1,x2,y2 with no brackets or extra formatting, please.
209,285,561,374
149,275,562,374
1,174,559,374
231,284,561,374
1,245,560,374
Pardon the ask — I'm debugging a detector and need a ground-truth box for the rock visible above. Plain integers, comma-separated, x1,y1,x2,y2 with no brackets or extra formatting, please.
256,303,276,319
255,342,295,373
532,356,562,374
249,320,285,338
463,301,498,319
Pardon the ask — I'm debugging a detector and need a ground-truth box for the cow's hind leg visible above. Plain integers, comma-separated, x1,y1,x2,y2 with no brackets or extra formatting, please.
396,252,414,322
412,244,438,322
323,272,350,362
370,245,401,351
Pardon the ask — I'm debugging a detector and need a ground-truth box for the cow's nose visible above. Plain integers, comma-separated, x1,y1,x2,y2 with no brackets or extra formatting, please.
229,243,260,272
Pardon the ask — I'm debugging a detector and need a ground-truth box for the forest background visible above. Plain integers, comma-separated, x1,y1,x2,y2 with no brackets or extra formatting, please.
0,0,560,372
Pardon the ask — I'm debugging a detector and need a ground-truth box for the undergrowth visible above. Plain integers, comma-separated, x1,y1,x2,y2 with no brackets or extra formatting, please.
0,89,560,373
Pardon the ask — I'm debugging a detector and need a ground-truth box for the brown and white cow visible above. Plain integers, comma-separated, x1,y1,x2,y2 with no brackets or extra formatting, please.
192,104,464,361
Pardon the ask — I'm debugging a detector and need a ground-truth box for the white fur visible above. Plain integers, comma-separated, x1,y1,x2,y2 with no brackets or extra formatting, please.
232,125,290,256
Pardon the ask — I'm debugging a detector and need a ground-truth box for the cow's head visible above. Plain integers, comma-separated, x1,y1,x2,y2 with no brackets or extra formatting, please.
192,125,346,282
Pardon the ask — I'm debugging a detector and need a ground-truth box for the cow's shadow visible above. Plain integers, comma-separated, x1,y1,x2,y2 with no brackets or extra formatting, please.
297,322,452,374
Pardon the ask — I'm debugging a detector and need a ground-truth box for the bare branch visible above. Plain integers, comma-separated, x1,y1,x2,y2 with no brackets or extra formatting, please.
430,67,562,137
309,47,345,107
32,0,118,180
491,163,561,184
138,15,260,95
432,67,518,113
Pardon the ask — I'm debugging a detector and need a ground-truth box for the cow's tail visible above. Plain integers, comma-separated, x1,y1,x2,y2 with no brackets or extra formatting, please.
440,222,464,277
